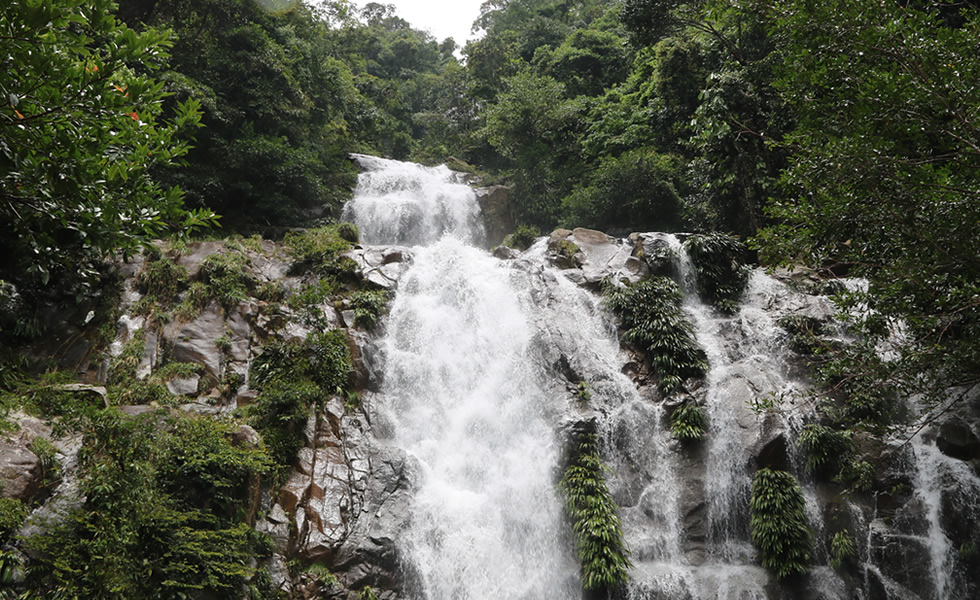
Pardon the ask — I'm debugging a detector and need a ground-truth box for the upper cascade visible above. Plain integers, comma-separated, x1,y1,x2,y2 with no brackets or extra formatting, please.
342,154,486,247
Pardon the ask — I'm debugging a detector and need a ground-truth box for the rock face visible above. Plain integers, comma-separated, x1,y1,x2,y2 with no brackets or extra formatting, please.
546,227,648,287
474,185,515,248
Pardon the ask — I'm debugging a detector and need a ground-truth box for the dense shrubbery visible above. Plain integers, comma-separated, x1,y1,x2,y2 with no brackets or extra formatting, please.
560,431,631,592
749,468,811,579
604,277,707,394
683,233,748,313
246,330,352,471
21,410,271,598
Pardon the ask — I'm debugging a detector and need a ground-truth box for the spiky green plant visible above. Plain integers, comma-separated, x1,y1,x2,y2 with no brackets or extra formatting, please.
750,468,812,578
560,431,631,592
604,277,707,394
670,402,707,441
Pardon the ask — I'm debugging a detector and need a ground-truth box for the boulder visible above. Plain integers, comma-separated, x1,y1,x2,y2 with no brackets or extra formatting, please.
170,302,226,380
474,185,515,248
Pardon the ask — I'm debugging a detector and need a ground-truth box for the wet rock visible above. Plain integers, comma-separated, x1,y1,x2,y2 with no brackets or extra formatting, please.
936,421,980,461
166,375,200,396
631,232,679,277
755,433,791,472
492,245,519,260
868,519,935,598
475,185,515,248
346,247,413,290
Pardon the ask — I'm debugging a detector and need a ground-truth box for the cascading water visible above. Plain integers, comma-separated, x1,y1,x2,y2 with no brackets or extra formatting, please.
340,157,978,600
343,154,485,247
345,158,582,599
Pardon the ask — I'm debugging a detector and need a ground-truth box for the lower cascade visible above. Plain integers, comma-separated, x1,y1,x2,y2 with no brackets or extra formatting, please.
339,156,980,600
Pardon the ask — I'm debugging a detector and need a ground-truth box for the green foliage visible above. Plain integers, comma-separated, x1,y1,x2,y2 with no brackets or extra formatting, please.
604,277,707,394
561,149,684,232
283,225,356,274
246,331,352,469
199,250,256,311
347,290,391,329
830,529,855,570
21,410,269,598
29,436,61,488
0,0,215,305
755,0,980,427
552,239,581,260
0,498,28,542
797,424,853,476
670,402,706,441
560,431,631,592
306,331,353,392
501,225,541,251
683,233,748,313
136,255,189,308
750,468,811,579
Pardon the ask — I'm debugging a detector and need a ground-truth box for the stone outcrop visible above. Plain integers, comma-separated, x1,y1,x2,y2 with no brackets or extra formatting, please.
474,185,515,248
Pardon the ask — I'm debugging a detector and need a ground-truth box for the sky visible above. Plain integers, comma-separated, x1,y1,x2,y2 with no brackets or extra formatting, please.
374,0,487,47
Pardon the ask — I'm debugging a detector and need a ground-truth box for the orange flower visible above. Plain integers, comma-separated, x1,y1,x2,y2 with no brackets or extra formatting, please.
127,112,139,121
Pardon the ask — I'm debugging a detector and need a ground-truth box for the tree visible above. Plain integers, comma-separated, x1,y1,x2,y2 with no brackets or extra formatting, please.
755,0,980,426
0,0,214,304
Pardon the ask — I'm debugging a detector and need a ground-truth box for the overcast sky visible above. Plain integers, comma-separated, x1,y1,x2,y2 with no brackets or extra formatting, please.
371,0,487,47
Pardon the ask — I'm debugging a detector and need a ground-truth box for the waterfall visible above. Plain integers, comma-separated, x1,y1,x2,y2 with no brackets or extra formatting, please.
347,157,580,599
343,154,485,247
340,157,978,600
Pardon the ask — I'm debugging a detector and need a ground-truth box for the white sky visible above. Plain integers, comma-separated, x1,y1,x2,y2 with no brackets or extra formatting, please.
370,0,487,47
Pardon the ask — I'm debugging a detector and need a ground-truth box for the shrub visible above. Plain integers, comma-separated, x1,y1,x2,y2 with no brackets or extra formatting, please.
283,225,355,273
604,277,707,394
683,232,749,313
306,331,353,392
750,468,812,579
501,224,541,251
830,530,855,570
347,290,390,329
199,251,255,310
670,402,707,441
0,498,28,543
135,256,188,308
797,423,853,476
560,431,631,592
246,331,352,470
22,410,269,598
560,149,685,232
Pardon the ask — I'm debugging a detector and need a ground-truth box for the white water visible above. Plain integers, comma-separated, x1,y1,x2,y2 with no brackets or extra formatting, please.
342,157,979,600
348,157,579,599
343,154,485,247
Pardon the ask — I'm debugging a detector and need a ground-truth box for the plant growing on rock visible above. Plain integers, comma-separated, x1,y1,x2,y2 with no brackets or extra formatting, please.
502,224,541,251
245,331,352,472
135,255,189,309
750,467,811,579
198,250,256,311
347,289,391,329
683,233,749,313
670,402,707,441
284,224,357,274
830,529,855,570
603,277,707,394
560,431,631,593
